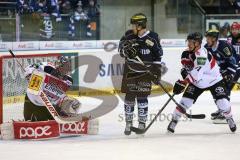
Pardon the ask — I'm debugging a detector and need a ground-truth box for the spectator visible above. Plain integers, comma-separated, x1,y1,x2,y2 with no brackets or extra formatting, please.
220,22,230,38
233,0,240,14
219,0,235,14
85,0,100,37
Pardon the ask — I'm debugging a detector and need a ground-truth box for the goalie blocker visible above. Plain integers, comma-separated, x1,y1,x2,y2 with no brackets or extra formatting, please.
0,119,99,140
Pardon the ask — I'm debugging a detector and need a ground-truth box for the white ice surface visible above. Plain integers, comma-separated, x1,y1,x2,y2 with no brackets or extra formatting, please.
1,92,240,160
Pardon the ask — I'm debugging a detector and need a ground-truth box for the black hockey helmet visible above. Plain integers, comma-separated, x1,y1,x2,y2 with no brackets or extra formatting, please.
130,13,147,28
205,29,219,39
187,32,203,43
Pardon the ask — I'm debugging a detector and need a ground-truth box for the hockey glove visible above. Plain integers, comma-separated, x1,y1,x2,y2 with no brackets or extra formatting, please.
180,68,188,79
149,63,162,83
222,72,234,83
121,40,140,59
124,46,138,59
173,80,187,95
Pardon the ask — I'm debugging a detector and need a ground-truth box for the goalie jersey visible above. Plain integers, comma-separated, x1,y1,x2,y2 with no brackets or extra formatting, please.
24,62,73,107
182,47,222,89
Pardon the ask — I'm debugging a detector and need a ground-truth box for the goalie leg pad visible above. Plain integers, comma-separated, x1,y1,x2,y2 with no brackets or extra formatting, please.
59,119,99,135
1,120,60,140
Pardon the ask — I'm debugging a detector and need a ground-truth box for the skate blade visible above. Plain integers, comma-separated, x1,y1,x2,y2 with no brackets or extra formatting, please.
212,119,227,124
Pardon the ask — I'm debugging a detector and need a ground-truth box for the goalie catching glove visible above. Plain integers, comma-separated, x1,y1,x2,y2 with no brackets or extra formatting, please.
173,80,187,95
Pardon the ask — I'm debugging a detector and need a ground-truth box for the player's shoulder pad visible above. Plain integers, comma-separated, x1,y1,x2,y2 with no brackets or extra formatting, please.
124,30,134,37
148,31,159,38
181,49,191,59
43,62,56,74
219,40,233,57
145,31,160,47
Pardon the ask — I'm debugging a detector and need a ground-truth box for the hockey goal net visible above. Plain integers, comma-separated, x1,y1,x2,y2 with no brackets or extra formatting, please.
0,53,61,124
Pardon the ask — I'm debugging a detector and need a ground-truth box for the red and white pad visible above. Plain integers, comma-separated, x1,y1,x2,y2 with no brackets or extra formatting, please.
60,119,99,135
0,119,99,140
1,120,60,140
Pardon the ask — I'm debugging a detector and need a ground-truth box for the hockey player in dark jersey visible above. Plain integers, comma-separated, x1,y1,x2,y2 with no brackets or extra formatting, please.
228,22,240,91
205,29,238,122
118,13,163,135
229,22,240,87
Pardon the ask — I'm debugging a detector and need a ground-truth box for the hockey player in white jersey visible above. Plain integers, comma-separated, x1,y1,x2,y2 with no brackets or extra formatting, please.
23,56,81,121
167,32,237,133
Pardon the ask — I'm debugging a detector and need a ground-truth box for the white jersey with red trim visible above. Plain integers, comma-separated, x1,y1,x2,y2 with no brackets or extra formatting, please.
25,62,73,106
181,47,222,89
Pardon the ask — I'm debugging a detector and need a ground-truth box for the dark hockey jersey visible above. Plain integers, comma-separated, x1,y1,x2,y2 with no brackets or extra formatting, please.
118,30,163,95
204,40,238,75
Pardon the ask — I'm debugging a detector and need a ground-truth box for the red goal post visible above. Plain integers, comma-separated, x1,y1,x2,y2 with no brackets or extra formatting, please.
0,53,61,124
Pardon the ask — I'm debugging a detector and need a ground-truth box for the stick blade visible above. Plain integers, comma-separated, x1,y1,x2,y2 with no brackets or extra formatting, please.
130,126,145,134
186,113,206,119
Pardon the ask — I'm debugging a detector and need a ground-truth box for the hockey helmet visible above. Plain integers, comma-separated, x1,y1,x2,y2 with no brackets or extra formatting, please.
187,32,203,43
231,22,240,35
130,13,147,28
205,29,219,39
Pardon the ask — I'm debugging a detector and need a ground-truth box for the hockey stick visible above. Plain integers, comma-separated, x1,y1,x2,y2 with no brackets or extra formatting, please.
130,95,173,134
8,49,26,72
134,56,206,119
39,90,88,124
157,81,205,119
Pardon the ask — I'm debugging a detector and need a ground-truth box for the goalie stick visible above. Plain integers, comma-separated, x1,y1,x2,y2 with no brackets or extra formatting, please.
8,49,90,124
9,49,26,72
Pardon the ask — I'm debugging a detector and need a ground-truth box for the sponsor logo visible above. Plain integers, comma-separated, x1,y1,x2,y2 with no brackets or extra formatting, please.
145,39,154,47
28,74,43,91
73,42,83,48
18,44,27,48
186,85,195,94
197,57,207,65
103,42,118,52
44,83,64,97
45,43,54,48
215,86,224,93
40,91,59,116
60,121,87,134
19,126,52,138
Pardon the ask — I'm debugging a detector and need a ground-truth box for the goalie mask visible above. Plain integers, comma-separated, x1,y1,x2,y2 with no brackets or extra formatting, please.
55,56,71,75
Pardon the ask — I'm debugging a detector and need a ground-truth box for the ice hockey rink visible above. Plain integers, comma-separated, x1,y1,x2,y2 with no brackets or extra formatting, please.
1,91,240,160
